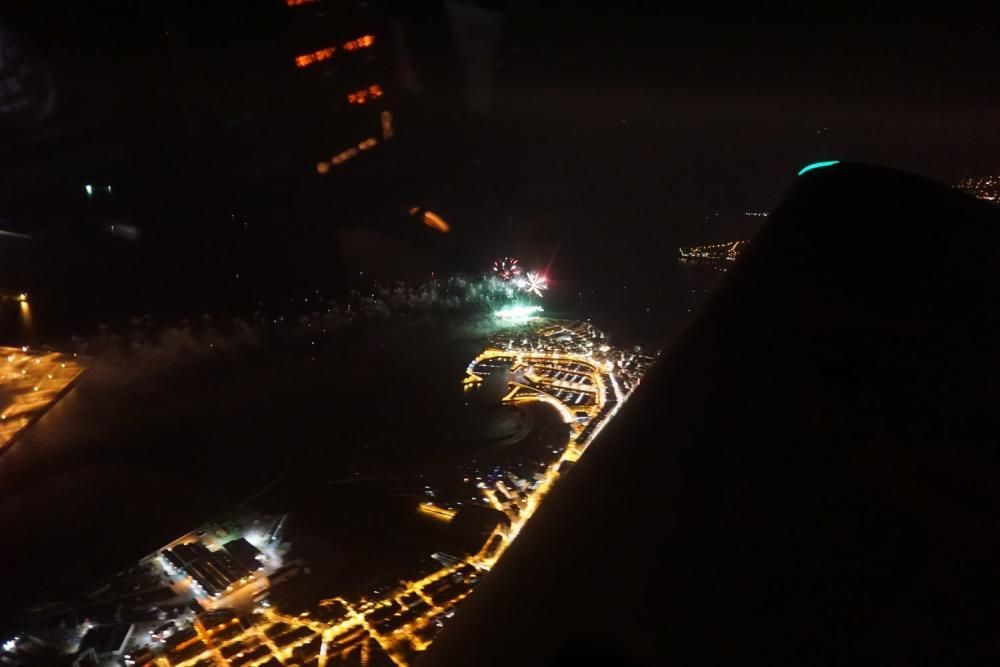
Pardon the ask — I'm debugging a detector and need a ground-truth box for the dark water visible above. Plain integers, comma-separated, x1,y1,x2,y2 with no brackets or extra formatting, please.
0,209,731,617
0,94,741,624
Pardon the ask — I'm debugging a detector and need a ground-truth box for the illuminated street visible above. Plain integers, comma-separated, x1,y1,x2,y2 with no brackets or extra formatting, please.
21,318,653,667
0,346,84,453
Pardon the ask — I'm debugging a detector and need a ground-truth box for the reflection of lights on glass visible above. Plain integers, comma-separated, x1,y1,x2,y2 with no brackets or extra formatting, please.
422,211,450,233
19,299,32,331
380,111,394,140
347,84,384,105
343,34,375,51
294,46,336,68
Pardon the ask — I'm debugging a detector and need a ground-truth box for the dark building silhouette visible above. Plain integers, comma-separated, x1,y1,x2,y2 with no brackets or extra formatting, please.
423,163,1000,665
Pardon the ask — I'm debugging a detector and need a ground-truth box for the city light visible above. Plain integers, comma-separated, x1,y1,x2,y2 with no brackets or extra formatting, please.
7,318,654,667
678,239,748,262
797,160,840,176
956,175,1000,203
0,347,85,453
417,503,456,522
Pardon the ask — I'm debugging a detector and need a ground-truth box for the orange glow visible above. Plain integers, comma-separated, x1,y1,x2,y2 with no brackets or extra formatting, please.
346,84,384,105
294,46,336,68
316,162,330,174
422,211,450,234
286,0,318,5
342,34,375,51
417,502,456,522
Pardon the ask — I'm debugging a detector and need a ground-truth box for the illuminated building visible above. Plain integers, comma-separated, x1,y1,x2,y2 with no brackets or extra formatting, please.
956,176,1000,203
0,347,84,453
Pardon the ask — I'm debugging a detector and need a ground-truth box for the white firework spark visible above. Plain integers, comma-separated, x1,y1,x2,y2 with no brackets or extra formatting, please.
521,272,548,297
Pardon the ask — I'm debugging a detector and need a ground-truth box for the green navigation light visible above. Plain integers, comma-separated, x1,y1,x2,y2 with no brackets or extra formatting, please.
797,160,840,176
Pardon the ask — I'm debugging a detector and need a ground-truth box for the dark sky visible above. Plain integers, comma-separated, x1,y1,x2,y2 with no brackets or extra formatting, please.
492,8,1000,185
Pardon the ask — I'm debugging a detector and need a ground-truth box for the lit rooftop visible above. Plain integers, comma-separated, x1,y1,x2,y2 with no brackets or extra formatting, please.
0,347,85,452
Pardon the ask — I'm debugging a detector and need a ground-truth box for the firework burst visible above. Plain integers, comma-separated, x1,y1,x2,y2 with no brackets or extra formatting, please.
492,257,522,282
519,272,548,297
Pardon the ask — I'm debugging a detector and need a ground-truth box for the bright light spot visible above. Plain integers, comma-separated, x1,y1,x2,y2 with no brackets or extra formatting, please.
797,160,840,176
84,184,93,196
521,272,548,297
422,210,450,233
494,304,542,322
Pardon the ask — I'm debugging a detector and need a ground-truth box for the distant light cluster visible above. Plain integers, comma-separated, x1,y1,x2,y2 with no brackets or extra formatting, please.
678,239,749,262
956,176,1000,203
